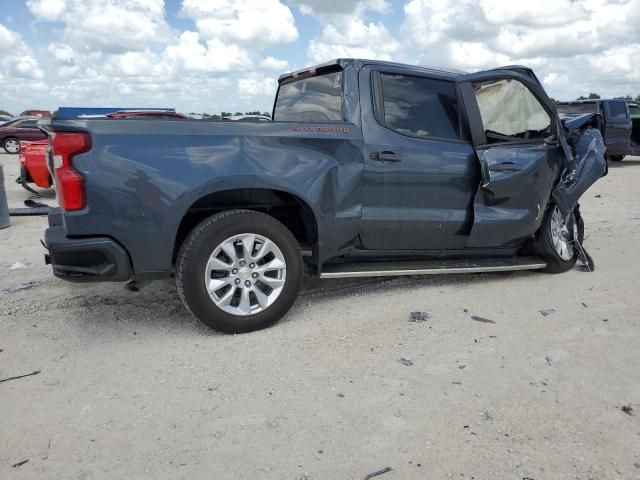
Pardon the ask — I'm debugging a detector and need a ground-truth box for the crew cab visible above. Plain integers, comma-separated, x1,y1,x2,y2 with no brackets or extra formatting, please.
557,99,640,161
40,59,606,333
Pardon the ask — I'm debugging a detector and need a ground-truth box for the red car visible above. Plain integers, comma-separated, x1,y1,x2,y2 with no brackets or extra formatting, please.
18,139,51,190
0,117,47,153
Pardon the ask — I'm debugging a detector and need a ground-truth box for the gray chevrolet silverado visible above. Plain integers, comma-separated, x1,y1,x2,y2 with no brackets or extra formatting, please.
41,59,606,333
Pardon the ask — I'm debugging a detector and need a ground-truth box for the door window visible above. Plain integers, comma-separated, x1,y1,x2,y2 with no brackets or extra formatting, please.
474,79,551,142
378,73,460,140
19,120,38,128
607,101,628,121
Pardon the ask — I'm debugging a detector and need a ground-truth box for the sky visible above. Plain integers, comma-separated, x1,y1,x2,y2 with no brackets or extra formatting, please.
0,0,638,115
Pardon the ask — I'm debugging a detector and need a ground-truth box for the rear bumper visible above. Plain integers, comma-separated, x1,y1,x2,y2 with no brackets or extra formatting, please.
43,216,132,283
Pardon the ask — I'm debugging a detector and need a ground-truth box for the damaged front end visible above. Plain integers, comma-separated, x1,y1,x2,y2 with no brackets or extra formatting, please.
553,125,606,219
551,124,607,271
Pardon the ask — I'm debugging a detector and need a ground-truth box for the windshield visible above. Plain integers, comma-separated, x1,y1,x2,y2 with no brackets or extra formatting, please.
273,71,343,122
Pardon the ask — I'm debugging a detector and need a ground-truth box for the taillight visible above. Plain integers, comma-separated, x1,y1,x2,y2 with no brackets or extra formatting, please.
50,132,91,211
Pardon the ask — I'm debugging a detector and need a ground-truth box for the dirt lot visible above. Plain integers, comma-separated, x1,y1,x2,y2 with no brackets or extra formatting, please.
1,151,639,480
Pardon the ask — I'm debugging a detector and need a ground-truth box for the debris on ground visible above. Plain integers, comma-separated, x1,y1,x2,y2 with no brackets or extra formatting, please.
409,311,429,322
482,410,493,420
399,357,413,366
364,466,392,479
539,309,556,317
594,194,601,198
9,261,27,270
545,356,553,366
620,405,634,416
0,370,41,384
471,315,496,324
581,302,588,308
12,459,29,468
1,281,44,293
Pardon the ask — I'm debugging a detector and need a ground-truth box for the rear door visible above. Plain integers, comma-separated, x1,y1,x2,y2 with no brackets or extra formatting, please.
459,75,564,247
602,100,631,156
358,66,479,250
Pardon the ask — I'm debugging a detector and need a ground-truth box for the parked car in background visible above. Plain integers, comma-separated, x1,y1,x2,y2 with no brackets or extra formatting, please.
223,114,271,122
557,99,640,161
41,58,605,333
0,114,13,125
18,139,51,190
21,110,50,118
0,117,47,153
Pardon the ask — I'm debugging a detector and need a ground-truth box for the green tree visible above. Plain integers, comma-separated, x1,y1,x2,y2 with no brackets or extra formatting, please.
0,109,12,117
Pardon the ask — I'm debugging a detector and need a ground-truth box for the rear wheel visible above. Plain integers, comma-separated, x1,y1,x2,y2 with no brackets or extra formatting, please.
534,204,584,273
3,137,20,154
176,210,303,333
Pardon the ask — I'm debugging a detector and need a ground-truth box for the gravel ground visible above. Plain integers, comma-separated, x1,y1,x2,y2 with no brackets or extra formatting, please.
1,152,639,480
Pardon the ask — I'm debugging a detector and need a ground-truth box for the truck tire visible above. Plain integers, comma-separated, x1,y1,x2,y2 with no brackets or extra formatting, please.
176,209,303,333
534,204,584,273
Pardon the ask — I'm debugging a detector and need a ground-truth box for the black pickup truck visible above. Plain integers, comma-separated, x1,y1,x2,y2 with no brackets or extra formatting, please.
557,99,640,161
41,59,606,333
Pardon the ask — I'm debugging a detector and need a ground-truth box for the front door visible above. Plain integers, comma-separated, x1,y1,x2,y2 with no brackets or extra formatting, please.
459,76,564,247
358,66,479,250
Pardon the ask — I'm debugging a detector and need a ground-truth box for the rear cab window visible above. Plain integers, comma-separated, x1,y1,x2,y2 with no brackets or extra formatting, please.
473,78,551,143
606,101,629,121
273,72,343,122
377,73,461,141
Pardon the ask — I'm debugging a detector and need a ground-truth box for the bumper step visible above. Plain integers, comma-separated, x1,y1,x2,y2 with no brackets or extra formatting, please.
320,256,547,279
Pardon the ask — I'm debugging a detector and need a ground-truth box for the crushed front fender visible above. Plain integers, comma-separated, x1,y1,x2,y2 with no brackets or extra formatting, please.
552,127,606,219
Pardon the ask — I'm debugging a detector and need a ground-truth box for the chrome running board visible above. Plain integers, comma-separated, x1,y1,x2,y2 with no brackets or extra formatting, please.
319,256,547,279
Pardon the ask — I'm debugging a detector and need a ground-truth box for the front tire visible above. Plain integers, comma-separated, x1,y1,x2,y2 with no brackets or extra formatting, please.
534,204,584,273
3,137,20,154
176,210,303,333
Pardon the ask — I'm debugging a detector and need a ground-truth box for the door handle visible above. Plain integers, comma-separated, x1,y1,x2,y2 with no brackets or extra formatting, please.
488,163,522,172
370,151,402,163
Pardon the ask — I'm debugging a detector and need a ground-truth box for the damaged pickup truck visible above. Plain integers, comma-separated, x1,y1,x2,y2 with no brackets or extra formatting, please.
40,59,606,333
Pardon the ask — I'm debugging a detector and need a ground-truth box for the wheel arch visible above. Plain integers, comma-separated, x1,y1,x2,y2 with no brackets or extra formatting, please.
173,187,319,263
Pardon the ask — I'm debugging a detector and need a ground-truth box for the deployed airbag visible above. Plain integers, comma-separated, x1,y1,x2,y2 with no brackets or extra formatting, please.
476,79,550,135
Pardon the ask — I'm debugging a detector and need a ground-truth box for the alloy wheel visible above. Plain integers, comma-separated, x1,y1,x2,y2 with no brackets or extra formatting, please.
549,206,574,261
204,233,287,316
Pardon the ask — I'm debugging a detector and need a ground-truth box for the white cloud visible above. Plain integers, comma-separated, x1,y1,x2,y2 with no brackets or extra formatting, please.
0,23,44,80
543,73,570,89
291,0,391,16
261,56,289,71
305,1,401,64
27,0,173,53
238,73,277,97
181,0,298,46
404,0,640,99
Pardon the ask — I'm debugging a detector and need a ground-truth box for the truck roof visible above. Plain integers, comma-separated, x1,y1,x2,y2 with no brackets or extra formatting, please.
278,58,538,85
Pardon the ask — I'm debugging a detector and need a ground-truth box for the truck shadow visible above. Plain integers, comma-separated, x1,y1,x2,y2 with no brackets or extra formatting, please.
62,269,540,336
608,157,640,168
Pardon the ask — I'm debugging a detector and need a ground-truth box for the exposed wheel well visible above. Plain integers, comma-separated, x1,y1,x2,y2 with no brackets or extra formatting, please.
173,188,317,263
